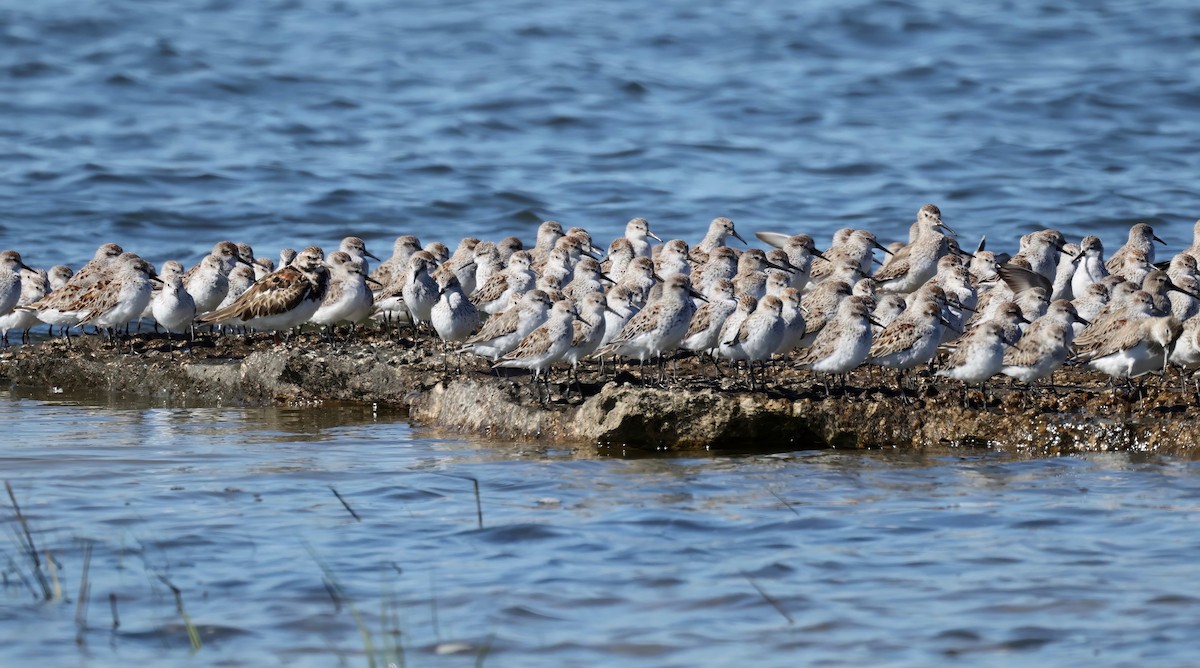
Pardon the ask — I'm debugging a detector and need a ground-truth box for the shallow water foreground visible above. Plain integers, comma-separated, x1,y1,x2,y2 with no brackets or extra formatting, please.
2,388,1199,667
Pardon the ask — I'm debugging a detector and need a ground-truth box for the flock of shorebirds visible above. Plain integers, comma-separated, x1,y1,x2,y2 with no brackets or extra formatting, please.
3,203,1200,396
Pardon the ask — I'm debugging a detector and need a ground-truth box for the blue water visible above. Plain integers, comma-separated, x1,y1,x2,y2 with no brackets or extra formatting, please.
3,0,1200,266
4,0,1200,665
3,387,1200,667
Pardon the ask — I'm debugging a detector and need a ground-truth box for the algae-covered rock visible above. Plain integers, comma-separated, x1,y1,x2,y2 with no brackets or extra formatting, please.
4,331,1200,454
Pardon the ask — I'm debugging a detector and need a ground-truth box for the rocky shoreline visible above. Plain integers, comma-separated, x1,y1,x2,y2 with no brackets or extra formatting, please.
2,331,1198,455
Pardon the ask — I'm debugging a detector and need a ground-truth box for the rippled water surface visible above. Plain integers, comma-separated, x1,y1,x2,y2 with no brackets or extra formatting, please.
5,0,1200,665
3,388,1200,666
3,0,1200,263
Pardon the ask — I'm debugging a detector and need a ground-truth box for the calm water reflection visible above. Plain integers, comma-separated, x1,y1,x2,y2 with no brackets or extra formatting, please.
2,388,1199,666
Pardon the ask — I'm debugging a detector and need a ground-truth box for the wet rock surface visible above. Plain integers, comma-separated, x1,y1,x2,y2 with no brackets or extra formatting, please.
3,330,1200,454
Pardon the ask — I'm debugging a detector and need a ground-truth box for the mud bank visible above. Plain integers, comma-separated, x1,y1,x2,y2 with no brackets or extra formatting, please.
3,332,1199,455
